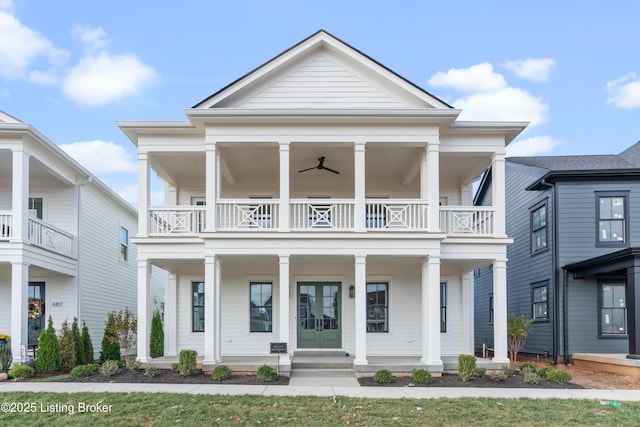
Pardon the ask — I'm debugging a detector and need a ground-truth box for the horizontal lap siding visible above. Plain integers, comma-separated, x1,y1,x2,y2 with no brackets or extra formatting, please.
0,270,10,335
441,277,463,356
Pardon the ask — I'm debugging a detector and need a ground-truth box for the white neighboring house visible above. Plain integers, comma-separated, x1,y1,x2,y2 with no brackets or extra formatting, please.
0,110,164,364
120,31,525,374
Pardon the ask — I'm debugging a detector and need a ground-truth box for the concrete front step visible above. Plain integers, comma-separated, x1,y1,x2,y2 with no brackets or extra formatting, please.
293,350,348,357
292,356,354,370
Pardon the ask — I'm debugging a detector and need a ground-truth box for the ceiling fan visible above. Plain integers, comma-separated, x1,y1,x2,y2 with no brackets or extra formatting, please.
298,156,340,174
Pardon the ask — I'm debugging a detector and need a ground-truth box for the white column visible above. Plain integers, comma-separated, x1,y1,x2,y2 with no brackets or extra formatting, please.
167,184,178,205
492,259,510,364
214,258,222,363
492,152,506,237
205,141,218,232
427,143,440,232
461,272,475,354
354,255,367,365
11,149,29,242
203,256,217,364
137,259,150,362
354,141,366,232
10,261,28,364
165,271,178,356
421,256,443,370
279,255,291,365
138,153,149,237
279,142,290,231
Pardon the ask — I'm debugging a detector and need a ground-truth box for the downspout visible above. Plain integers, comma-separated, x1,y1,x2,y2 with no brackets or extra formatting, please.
563,268,571,364
540,178,559,365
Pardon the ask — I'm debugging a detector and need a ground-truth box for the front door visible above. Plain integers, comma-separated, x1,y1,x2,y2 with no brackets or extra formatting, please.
28,282,45,348
297,282,341,348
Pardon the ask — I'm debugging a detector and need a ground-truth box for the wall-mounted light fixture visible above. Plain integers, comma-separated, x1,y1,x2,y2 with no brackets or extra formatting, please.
349,285,355,298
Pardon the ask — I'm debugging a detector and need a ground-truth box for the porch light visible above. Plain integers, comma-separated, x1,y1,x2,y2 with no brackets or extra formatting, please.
349,285,355,298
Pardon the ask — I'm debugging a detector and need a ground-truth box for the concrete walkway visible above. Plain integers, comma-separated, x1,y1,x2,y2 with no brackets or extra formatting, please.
1,381,639,401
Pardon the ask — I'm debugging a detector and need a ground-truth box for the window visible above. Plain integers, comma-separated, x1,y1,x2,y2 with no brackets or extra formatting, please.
367,282,388,332
28,197,43,219
192,282,204,332
250,282,273,332
120,227,129,261
489,296,494,324
531,204,547,253
597,193,628,245
440,282,447,333
599,282,626,335
532,283,548,320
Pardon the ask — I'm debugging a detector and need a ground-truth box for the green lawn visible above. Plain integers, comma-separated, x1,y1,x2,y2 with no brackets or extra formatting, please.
0,392,638,426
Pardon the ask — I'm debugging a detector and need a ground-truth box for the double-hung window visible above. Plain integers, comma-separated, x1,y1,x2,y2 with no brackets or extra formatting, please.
250,282,273,332
366,282,388,332
599,282,626,335
440,282,447,333
192,281,205,332
120,227,129,261
597,192,628,245
531,203,547,253
532,283,548,320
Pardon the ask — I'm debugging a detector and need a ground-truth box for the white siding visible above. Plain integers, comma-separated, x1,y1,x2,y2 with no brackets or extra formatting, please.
40,275,77,330
0,267,10,335
440,276,463,356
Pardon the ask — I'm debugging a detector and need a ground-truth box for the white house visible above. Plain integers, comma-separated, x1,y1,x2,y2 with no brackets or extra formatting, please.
0,110,164,364
120,31,525,374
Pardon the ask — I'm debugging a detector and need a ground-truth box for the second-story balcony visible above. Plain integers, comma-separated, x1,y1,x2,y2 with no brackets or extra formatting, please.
0,211,75,257
147,201,495,236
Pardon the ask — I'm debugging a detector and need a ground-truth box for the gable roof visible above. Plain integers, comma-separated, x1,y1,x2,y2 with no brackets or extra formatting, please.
192,30,453,110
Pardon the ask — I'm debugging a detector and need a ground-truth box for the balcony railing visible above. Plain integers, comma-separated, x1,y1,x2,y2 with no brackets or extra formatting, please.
0,211,11,239
365,200,428,230
27,217,74,257
149,206,206,235
217,200,279,230
440,206,495,236
290,199,355,230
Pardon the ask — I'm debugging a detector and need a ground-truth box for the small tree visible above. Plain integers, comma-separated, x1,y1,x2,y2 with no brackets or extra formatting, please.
35,316,61,373
507,313,533,366
72,317,86,366
82,321,94,364
58,319,77,371
109,308,137,362
100,312,121,362
149,309,164,358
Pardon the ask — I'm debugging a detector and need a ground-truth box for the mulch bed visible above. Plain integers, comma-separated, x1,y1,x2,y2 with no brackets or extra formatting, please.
358,373,584,389
56,369,290,385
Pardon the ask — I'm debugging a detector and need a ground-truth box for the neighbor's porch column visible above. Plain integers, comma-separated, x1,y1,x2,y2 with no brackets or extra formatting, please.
421,142,440,232
421,255,443,371
137,259,150,362
10,261,29,364
354,255,368,365
492,258,510,364
626,264,640,359
279,255,291,365
354,141,366,232
214,257,222,363
205,139,218,232
11,148,29,242
491,152,506,237
203,255,218,364
165,271,178,357
138,152,149,237
461,272,475,354
279,142,290,231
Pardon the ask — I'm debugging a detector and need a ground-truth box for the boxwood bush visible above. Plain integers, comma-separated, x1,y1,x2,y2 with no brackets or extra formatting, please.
211,365,232,381
70,363,100,378
9,364,34,380
546,369,572,384
411,368,433,384
373,369,394,383
257,364,277,381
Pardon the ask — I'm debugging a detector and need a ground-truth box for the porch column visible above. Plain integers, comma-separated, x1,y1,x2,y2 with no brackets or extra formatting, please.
137,259,150,362
354,141,366,232
354,255,367,365
491,152,506,237
421,256,443,370
165,271,178,357
138,152,150,237
626,264,640,359
461,272,475,354
205,140,218,232
279,142,290,231
214,257,222,363
10,261,29,364
492,258,510,364
421,142,440,232
203,256,217,364
279,255,291,365
11,149,29,242
167,184,177,205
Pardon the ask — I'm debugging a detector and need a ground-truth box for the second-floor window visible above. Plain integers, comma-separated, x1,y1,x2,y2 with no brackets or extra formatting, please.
531,204,547,253
28,197,43,220
120,227,129,261
597,192,628,245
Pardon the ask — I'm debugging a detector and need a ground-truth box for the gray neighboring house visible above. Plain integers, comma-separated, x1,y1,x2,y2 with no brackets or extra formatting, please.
474,142,640,365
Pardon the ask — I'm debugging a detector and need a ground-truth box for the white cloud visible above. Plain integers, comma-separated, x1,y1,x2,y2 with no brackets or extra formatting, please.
72,25,108,53
62,52,157,106
428,63,507,93
28,69,59,85
606,72,640,109
454,87,548,125
0,0,14,13
0,11,69,79
502,58,555,82
506,135,561,157
59,140,138,174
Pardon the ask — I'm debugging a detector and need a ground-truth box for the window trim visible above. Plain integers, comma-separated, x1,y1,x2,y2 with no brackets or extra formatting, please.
249,281,273,333
598,280,627,337
192,281,205,333
530,200,548,255
366,281,389,333
595,191,629,247
531,281,549,321
120,226,129,261
440,282,447,333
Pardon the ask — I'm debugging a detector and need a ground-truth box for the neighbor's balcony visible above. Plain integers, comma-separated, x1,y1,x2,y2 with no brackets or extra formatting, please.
147,201,496,237
0,211,75,257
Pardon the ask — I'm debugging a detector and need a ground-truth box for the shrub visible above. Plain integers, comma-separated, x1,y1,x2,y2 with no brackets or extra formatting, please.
108,308,137,362
257,364,278,382
100,360,120,377
537,366,553,378
523,370,540,385
81,321,94,364
411,368,433,384
72,318,86,366
0,343,11,373
170,363,179,373
211,365,233,381
150,309,164,359
457,354,478,382
373,369,394,384
58,319,77,371
35,316,61,373
475,367,487,377
101,312,121,362
70,364,100,378
145,367,158,378
8,364,34,380
490,365,512,382
507,313,533,366
519,363,536,373
178,350,198,376
546,369,572,384
126,359,141,371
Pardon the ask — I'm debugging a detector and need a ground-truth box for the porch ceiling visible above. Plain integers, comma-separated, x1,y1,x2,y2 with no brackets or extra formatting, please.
0,150,74,186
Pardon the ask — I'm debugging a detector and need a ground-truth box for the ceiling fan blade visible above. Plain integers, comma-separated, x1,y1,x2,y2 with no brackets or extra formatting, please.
321,166,340,174
298,166,317,173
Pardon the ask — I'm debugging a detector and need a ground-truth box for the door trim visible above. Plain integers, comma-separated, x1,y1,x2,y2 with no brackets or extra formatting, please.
296,281,342,349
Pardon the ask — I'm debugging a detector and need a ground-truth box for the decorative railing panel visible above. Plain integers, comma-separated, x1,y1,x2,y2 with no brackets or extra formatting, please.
290,200,355,230
27,217,74,257
439,206,495,235
149,207,206,235
365,201,428,230
0,211,11,239
217,200,279,230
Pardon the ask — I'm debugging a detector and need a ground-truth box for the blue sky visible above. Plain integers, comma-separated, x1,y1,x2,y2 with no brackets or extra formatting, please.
1,0,639,205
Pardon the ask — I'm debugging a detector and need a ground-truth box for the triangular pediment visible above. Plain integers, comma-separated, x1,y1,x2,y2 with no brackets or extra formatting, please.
194,30,451,110
0,110,21,123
